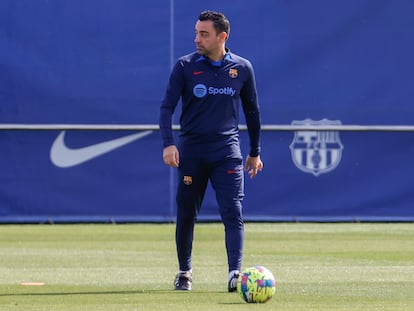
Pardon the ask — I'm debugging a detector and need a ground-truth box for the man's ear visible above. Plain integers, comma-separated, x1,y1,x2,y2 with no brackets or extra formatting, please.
220,32,228,42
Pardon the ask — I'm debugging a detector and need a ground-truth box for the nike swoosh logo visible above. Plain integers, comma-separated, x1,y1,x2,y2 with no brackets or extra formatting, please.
193,71,204,75
50,130,153,168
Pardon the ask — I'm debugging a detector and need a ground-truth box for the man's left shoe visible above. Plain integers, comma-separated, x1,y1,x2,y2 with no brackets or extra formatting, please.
227,271,240,292
174,271,192,290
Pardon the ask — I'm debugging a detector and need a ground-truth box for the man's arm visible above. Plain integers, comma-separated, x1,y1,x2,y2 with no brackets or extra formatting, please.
240,61,261,157
159,61,184,148
240,60,263,178
159,61,185,167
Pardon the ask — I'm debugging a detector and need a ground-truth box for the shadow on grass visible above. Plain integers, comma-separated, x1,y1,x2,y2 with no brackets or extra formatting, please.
0,289,238,298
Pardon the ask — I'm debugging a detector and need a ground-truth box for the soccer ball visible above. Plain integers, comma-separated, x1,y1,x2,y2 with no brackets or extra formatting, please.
237,266,276,303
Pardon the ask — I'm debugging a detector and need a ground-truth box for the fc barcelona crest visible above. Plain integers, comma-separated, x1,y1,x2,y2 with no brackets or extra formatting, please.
289,119,344,176
229,68,238,78
183,176,192,185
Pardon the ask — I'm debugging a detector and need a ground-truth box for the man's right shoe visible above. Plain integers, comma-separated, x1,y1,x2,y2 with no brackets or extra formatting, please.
227,271,240,292
174,272,192,290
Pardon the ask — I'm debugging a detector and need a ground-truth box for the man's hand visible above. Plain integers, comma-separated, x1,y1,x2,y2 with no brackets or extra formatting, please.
244,155,263,179
163,145,179,168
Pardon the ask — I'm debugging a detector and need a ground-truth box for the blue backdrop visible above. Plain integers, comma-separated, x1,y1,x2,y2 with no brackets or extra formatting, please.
1,0,413,222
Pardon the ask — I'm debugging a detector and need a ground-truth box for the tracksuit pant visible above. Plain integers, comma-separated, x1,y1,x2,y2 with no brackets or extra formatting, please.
175,156,245,273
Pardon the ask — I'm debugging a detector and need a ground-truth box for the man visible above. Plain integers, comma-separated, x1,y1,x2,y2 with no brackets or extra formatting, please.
159,10,263,292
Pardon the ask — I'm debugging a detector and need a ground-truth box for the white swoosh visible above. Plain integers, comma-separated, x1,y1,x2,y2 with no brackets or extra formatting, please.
50,130,153,168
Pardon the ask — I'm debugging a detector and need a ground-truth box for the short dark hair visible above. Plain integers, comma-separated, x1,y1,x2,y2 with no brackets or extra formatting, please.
198,11,230,37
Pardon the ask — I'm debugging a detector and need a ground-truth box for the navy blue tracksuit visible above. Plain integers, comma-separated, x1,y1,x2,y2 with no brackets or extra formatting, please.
159,50,261,273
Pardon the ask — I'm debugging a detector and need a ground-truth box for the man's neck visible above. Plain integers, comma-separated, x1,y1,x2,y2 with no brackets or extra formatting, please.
208,48,227,62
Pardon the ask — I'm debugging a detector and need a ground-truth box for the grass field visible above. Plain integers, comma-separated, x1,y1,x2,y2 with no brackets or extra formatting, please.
0,223,413,310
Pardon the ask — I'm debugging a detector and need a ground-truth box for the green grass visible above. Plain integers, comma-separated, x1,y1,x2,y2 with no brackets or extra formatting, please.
0,223,413,310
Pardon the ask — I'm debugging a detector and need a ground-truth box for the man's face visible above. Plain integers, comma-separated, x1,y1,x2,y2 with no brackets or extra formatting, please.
194,20,226,57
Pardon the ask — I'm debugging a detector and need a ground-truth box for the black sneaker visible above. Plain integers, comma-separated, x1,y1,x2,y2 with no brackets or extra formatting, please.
227,271,240,292
174,272,192,290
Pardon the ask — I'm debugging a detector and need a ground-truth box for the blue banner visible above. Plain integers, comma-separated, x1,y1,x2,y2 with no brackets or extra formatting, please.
1,1,413,222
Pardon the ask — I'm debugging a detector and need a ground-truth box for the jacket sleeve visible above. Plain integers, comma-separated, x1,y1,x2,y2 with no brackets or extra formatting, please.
159,60,185,148
240,61,261,157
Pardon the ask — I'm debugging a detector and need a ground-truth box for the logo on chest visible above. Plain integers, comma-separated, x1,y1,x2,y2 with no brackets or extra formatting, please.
229,68,238,78
193,84,236,98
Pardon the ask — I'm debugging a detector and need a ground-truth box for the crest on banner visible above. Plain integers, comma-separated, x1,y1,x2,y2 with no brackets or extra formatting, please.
289,119,344,176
